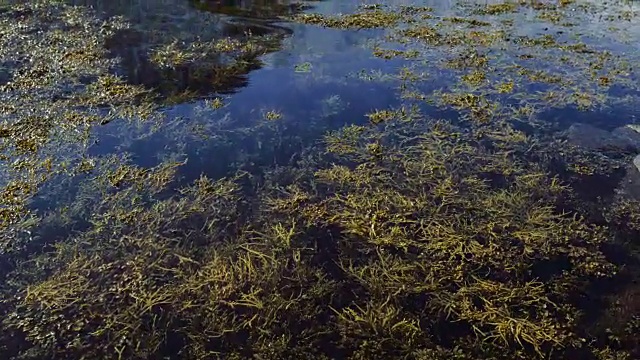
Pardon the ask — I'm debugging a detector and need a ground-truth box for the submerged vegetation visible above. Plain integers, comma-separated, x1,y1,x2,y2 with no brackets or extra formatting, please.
1,0,640,359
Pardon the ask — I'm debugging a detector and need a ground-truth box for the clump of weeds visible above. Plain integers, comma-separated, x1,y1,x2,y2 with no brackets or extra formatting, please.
3,0,640,359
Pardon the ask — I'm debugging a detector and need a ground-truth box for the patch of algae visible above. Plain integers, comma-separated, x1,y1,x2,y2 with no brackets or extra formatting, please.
2,112,633,359
292,0,640,127
143,31,284,101
2,0,640,359
0,1,155,235
294,9,402,29
0,0,294,235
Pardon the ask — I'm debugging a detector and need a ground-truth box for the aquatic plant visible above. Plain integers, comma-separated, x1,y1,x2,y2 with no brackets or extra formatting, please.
259,117,622,358
2,0,640,359
294,10,402,29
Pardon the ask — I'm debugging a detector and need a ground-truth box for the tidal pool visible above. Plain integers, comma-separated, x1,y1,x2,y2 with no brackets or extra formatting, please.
2,1,640,359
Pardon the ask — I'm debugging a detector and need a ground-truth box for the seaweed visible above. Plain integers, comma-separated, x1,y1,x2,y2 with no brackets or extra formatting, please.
2,0,640,359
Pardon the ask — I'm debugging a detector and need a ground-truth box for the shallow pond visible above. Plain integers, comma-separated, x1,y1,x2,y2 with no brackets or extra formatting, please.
2,0,640,359
31,0,634,185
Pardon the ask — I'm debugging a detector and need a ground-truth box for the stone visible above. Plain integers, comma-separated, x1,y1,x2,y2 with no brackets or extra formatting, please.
634,154,640,173
566,123,617,150
566,123,640,151
610,125,640,149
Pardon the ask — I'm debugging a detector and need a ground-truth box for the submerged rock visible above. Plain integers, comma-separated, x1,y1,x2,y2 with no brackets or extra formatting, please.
566,123,616,150
567,123,640,151
0,67,9,86
566,123,640,200
611,124,640,148
634,154,640,173
616,160,640,200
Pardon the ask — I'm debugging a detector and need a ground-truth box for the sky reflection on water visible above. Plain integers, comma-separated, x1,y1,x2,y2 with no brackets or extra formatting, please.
21,0,640,212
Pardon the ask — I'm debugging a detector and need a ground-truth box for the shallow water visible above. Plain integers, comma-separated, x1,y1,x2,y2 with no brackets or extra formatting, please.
6,0,635,214
21,0,414,206
0,0,637,228
81,0,640,172
3,1,640,358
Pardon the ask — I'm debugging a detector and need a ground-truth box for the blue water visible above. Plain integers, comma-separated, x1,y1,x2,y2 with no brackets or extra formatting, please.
84,2,412,177
24,0,640,213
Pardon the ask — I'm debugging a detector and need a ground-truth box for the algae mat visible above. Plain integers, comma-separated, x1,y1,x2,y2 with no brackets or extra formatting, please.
1,0,640,359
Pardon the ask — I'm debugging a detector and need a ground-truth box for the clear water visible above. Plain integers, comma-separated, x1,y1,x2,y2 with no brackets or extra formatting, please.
3,1,640,358
14,0,637,213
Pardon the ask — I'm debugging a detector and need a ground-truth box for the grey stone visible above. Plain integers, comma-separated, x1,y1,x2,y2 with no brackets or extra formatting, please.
634,154,640,173
566,123,617,150
616,160,640,201
611,125,640,149
567,123,640,151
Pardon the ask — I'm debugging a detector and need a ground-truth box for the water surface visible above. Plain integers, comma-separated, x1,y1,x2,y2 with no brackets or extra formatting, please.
3,1,640,359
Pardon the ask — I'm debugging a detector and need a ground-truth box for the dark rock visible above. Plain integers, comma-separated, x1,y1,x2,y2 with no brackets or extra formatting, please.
611,125,640,149
616,159,640,201
634,154,640,173
566,123,618,150
566,123,640,151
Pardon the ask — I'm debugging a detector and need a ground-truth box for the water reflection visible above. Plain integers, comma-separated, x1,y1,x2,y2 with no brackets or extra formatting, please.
91,21,403,181
5,1,640,358
4,0,640,263
87,0,640,185
68,0,313,99
189,0,313,18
